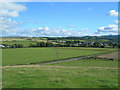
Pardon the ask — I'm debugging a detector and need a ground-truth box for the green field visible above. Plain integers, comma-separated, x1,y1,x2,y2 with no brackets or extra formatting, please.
51,58,118,67
2,47,116,66
2,41,37,47
2,47,118,88
2,59,118,88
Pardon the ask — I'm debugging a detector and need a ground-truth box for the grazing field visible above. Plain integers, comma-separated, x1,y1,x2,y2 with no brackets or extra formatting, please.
1,38,26,41
2,47,116,66
2,47,118,88
2,59,118,88
2,41,37,47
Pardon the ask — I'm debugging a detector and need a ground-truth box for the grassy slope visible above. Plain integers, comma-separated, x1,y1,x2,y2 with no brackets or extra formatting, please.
2,47,116,66
2,59,118,88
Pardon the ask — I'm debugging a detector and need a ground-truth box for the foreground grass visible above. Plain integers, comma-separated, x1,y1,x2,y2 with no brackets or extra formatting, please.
2,47,116,66
2,59,118,88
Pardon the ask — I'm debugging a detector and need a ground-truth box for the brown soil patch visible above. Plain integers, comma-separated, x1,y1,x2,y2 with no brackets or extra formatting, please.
98,51,119,59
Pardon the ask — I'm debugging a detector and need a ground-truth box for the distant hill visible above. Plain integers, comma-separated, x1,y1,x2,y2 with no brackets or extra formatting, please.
80,35,119,41
47,35,119,42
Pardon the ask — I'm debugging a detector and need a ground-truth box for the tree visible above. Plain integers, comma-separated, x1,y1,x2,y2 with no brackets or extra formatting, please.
11,44,24,48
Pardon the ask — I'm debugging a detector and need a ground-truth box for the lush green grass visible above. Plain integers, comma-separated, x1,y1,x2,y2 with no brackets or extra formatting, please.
2,59,118,88
2,47,116,66
2,41,36,47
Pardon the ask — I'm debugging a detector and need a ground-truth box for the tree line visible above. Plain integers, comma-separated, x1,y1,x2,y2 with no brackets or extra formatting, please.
4,40,119,48
29,41,119,48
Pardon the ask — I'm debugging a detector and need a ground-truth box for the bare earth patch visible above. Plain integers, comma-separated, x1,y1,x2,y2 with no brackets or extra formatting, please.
98,51,119,59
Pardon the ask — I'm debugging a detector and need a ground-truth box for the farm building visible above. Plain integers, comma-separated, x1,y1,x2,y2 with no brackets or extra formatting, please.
0,44,11,48
0,45,5,48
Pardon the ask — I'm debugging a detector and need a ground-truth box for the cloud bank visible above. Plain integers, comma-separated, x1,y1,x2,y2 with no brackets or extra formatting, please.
108,10,118,17
0,2,26,36
95,24,118,35
17,27,89,37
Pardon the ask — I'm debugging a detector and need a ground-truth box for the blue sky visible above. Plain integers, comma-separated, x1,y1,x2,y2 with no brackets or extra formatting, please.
0,2,118,37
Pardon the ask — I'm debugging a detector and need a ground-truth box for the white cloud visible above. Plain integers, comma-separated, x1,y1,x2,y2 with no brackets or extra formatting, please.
109,32,118,35
0,2,27,36
16,26,89,37
8,18,12,22
95,24,118,35
0,18,23,35
84,33,101,36
0,9,19,17
108,10,118,17
38,27,43,30
114,20,120,24
62,29,66,32
0,2,26,17
0,2,26,12
44,27,49,31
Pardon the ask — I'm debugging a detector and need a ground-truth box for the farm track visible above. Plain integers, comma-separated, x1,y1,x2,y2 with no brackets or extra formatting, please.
37,50,118,65
1,65,119,69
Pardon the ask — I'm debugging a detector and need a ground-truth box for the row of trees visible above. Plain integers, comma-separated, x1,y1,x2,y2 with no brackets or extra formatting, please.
5,41,119,48
11,44,24,48
29,41,119,48
30,42,59,47
65,41,119,48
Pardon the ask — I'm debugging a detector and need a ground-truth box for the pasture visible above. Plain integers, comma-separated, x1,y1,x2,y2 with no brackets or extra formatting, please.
2,47,118,88
2,47,116,66
2,58,118,88
2,41,36,47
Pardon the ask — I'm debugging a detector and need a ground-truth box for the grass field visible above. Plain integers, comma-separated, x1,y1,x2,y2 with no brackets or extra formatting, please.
2,47,116,66
2,41,37,47
2,58,118,88
51,58,118,67
2,47,118,88
1,38,26,41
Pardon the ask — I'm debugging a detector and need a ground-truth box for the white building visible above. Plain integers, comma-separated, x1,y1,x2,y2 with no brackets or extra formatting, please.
0,45,5,48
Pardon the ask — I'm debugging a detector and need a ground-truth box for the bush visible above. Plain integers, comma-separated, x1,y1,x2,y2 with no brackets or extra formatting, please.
11,44,24,48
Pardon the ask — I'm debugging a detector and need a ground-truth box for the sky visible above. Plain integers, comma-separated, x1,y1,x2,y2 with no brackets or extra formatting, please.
0,2,118,37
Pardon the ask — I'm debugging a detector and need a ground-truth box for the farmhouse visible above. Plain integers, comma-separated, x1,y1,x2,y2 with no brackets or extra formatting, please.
0,44,11,48
0,45,5,48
